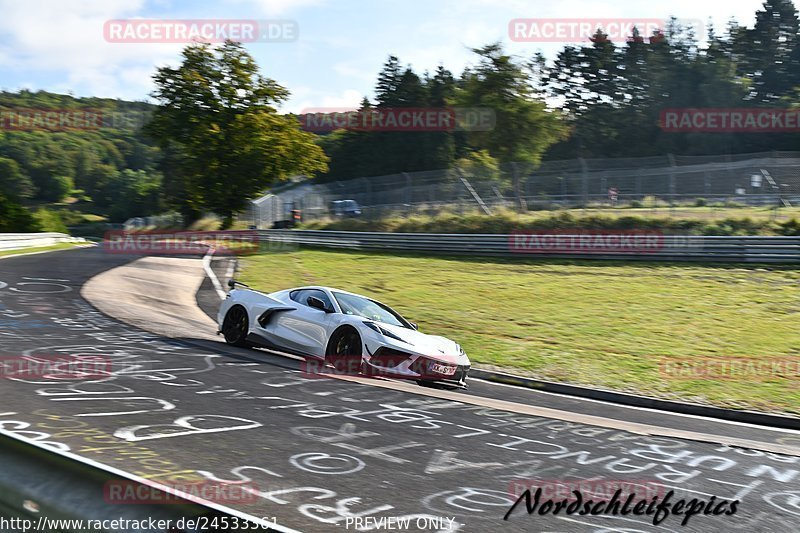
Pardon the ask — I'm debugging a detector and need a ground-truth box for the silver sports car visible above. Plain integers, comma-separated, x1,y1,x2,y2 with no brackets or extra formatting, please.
217,282,470,388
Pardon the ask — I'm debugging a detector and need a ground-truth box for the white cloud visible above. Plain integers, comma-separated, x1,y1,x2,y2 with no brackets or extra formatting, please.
220,0,325,16
288,87,363,113
0,0,185,99
333,62,374,82
0,0,771,106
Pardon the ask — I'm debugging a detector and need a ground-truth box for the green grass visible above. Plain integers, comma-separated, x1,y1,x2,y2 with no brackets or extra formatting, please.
239,249,800,416
0,242,87,258
551,205,800,221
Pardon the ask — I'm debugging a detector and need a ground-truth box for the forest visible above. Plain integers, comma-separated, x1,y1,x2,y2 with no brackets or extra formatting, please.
1,0,798,230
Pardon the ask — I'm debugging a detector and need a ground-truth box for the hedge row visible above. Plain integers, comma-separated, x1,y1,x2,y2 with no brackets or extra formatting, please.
301,211,800,236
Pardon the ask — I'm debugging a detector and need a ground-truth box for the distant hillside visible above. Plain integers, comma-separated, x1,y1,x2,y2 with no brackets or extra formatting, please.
0,90,163,230
0,89,154,111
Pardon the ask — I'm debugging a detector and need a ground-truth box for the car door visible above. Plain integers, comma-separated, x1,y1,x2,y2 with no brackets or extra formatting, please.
268,289,334,358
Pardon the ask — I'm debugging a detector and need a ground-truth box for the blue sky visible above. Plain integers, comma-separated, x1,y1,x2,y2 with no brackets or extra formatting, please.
0,0,767,112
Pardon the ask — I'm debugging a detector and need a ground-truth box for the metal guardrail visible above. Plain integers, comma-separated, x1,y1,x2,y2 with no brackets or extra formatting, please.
259,230,800,263
0,430,295,532
0,233,79,252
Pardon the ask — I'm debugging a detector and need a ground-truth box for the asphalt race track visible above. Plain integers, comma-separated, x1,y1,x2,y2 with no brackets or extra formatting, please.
1,247,799,532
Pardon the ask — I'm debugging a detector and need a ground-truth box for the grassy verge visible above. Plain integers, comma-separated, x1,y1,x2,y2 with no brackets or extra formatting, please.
0,241,88,258
301,208,800,236
239,248,800,416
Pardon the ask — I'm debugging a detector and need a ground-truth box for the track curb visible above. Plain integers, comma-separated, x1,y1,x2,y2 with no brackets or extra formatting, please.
470,368,800,430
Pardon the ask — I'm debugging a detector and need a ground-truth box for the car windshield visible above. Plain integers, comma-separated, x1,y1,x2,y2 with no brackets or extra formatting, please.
333,292,409,328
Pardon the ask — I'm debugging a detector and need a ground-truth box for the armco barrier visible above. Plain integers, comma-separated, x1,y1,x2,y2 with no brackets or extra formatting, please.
258,230,800,263
0,233,78,251
0,429,296,532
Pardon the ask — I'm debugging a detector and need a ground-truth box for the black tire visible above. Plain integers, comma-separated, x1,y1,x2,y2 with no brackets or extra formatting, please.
326,327,363,374
222,305,250,347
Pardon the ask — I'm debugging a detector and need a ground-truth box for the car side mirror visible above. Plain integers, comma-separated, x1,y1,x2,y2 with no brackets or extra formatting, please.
307,296,331,312
410,322,418,330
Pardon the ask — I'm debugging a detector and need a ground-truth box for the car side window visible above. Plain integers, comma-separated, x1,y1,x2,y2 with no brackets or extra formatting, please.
291,289,333,310
289,290,307,303
306,290,333,310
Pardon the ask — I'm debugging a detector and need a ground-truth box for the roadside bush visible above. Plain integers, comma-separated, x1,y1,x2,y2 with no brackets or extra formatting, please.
0,192,39,232
35,175,74,202
779,218,800,236
32,207,68,233
301,211,800,236
188,214,222,231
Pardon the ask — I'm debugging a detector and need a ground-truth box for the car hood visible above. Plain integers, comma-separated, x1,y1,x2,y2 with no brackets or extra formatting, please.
375,322,465,364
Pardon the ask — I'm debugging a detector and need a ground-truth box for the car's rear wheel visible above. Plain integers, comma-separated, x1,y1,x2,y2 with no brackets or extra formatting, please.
222,306,250,347
326,327,362,374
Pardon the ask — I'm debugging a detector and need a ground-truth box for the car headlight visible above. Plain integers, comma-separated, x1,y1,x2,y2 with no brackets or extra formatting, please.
362,321,412,345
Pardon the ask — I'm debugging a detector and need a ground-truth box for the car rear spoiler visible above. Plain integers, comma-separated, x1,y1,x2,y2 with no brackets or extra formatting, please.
228,279,251,289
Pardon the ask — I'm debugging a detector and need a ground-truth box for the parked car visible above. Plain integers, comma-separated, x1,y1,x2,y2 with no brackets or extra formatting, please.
330,199,362,217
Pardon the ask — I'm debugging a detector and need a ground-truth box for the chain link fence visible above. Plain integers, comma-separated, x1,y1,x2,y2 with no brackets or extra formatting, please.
244,151,800,228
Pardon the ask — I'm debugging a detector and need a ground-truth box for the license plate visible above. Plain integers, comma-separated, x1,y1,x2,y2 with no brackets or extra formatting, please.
430,363,456,376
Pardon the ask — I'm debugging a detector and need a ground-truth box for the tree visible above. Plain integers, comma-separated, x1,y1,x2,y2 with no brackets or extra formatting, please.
422,66,457,169
145,41,328,227
0,129,38,230
738,0,800,103
0,90,162,223
317,61,460,180
458,43,567,209
376,56,404,105
0,191,38,232
99,169,163,221
456,149,500,182
459,44,566,162
0,157,35,199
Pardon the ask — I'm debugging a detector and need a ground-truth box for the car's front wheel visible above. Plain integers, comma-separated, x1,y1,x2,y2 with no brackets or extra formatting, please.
326,327,363,374
222,305,250,347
